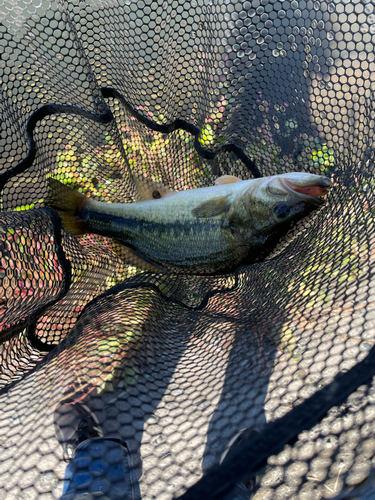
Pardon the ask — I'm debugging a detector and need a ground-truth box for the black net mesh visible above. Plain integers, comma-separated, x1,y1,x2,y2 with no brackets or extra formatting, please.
1,0,375,499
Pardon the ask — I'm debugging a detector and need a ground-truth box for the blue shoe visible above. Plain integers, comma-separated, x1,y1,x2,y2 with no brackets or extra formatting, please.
60,438,140,500
55,399,104,461
219,429,262,500
55,400,140,500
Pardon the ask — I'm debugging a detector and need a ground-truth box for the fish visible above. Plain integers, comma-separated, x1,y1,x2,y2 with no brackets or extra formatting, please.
46,172,331,275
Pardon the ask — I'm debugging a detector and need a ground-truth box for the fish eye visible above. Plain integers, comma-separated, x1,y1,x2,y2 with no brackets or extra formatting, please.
152,190,161,199
273,204,291,220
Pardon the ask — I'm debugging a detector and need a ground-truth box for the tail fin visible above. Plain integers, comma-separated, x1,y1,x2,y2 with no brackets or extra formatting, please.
46,178,90,235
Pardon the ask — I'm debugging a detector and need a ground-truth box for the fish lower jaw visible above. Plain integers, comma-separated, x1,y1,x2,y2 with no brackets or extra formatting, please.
283,180,330,200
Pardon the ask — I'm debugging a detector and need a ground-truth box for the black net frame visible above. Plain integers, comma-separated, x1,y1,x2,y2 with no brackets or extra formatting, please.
1,0,375,499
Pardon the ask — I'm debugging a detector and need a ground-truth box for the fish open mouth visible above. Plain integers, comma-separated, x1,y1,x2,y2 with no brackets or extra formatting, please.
283,178,331,202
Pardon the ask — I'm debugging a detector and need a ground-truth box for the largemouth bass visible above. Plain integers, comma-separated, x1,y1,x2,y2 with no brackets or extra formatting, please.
47,172,331,275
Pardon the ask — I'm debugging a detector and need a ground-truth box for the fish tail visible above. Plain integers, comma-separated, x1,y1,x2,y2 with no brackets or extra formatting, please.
47,178,90,235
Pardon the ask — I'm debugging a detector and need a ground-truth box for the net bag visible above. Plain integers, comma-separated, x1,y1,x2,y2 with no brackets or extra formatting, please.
0,0,375,499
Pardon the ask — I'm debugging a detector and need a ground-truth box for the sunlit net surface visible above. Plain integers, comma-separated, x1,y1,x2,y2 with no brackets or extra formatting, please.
1,0,375,499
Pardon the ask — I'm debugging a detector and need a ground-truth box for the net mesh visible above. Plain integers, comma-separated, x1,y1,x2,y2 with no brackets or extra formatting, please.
1,0,375,498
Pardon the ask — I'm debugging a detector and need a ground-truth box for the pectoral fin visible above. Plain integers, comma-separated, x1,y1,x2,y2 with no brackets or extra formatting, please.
133,175,176,202
215,175,243,185
192,195,230,218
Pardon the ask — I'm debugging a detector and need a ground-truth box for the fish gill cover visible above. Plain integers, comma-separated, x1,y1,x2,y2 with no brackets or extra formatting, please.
0,0,375,499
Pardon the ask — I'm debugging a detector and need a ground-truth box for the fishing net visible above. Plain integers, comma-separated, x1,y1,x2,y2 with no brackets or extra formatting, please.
1,0,375,498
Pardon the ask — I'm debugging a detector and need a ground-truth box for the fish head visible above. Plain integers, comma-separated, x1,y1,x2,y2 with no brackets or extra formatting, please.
242,172,331,233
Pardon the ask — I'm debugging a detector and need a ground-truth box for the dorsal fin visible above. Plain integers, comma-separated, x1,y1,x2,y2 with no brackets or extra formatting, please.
133,176,176,202
192,195,230,218
215,175,243,185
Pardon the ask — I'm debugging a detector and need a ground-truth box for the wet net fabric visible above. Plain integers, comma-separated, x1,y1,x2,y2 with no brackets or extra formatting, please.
1,0,375,499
